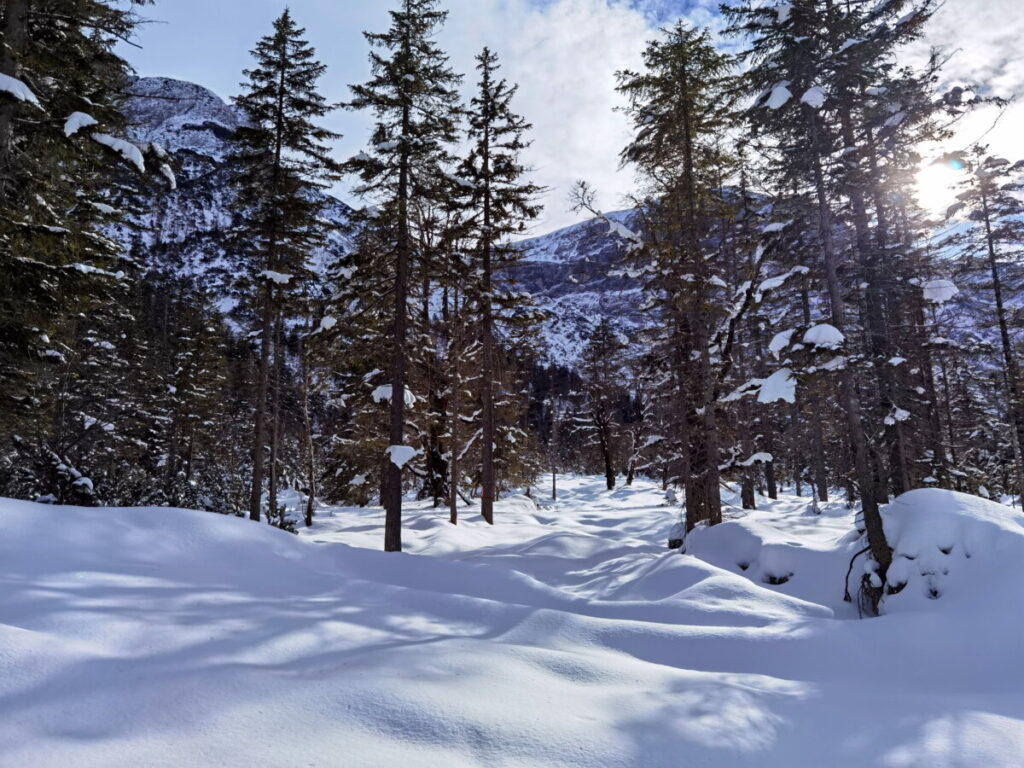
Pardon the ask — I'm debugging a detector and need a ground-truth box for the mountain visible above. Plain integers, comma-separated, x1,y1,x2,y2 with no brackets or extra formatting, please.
115,76,643,358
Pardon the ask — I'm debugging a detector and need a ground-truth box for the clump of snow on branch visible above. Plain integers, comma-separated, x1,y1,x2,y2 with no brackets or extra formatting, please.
64,112,98,137
90,133,145,173
757,367,796,404
922,279,958,305
800,86,826,109
769,329,796,359
387,445,419,469
0,73,40,105
765,81,792,110
372,385,416,407
802,323,845,350
259,270,293,285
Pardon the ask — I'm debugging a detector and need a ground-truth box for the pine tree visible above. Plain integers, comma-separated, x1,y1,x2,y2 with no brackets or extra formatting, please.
578,319,627,490
458,47,543,523
226,9,340,525
0,0,177,498
614,23,738,529
345,0,461,551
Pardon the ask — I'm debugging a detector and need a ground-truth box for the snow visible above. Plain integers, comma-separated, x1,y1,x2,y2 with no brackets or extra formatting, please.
883,489,1024,611
802,323,845,350
371,384,417,407
0,73,40,105
387,444,419,469
764,81,792,110
800,86,827,109
757,367,797,404
2,479,1024,766
922,278,959,304
90,133,145,173
259,270,293,285
64,111,98,137
768,328,796,359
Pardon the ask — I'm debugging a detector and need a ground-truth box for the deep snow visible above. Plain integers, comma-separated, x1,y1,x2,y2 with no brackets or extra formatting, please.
1,477,1023,767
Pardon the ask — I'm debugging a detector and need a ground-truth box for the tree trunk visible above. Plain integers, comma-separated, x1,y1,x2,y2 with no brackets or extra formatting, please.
301,332,316,528
383,98,412,552
808,111,890,605
479,96,497,526
248,288,273,522
981,187,1024,504
268,312,284,525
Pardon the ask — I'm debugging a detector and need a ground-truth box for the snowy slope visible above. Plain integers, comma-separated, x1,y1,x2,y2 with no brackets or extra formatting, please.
514,209,648,361
110,76,355,283
112,76,643,358
2,478,1023,767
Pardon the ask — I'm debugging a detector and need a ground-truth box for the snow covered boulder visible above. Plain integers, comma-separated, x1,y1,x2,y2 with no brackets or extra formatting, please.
882,489,1024,613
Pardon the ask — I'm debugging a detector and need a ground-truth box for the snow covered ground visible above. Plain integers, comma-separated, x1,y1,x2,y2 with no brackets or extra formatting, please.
2,477,1023,766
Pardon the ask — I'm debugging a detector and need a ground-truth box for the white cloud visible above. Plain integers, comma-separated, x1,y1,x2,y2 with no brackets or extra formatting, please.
127,0,661,233
442,0,654,231
903,0,1024,212
124,0,1021,233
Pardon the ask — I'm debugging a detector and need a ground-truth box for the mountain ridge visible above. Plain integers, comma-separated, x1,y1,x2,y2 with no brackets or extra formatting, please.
117,75,645,359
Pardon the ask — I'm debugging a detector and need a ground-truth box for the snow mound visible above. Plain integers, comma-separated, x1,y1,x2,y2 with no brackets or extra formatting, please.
684,496,861,612
4,478,1024,767
883,489,1024,612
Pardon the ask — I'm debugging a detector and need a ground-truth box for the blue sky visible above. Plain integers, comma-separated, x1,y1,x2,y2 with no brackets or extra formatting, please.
121,0,1024,232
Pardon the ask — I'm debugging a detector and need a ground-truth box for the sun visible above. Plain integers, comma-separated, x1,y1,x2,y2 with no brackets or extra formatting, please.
915,157,966,215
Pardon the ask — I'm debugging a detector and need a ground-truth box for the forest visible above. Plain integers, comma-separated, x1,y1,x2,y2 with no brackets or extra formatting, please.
2,0,1018,606
4,1,1024,765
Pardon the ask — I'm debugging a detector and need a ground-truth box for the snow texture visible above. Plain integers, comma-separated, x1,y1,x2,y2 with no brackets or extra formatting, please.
371,384,417,407
2,479,1024,766
765,81,792,110
802,323,845,350
758,367,797,404
387,445,418,469
800,86,827,109
259,270,293,285
769,329,796,359
3,479,1024,766
922,278,959,304
90,133,145,173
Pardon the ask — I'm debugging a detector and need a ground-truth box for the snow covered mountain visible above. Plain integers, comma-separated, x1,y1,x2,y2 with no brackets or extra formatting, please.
115,76,644,358
514,210,648,360
114,76,355,281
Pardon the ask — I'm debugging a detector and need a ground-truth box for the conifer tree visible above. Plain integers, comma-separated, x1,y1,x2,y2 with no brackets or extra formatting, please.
227,9,340,524
345,0,461,551
614,23,738,529
459,47,543,523
0,0,174,497
578,319,627,490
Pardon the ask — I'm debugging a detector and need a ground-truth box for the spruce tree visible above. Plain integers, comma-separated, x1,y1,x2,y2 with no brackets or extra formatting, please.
345,0,461,551
226,9,340,524
0,0,174,498
459,47,543,523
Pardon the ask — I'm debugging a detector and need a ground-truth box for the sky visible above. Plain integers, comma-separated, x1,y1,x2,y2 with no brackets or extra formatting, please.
120,0,1024,233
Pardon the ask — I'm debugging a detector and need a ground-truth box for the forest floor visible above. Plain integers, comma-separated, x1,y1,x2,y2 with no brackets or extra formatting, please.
1,476,1023,766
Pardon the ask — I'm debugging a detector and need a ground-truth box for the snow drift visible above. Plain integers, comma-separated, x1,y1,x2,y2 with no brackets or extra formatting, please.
2,478,1024,767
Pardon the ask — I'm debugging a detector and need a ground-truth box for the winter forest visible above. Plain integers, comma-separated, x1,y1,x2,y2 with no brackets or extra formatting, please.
3,0,1024,765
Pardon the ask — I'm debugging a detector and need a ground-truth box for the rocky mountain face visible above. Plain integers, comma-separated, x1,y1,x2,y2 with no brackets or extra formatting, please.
115,76,644,358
